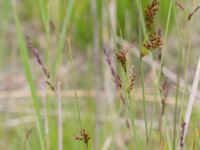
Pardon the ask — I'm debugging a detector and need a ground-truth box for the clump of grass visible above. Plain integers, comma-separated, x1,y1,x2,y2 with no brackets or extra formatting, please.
27,37,64,150
104,46,139,149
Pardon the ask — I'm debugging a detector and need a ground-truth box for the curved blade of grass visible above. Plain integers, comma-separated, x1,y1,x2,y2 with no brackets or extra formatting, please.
13,3,45,150
53,0,74,75
37,0,48,31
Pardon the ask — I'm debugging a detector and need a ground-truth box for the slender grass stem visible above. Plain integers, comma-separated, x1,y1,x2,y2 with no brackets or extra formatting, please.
173,56,181,150
178,58,200,150
137,0,148,145
139,61,149,144
53,0,74,76
67,38,87,150
67,38,82,129
122,70,140,150
57,82,63,150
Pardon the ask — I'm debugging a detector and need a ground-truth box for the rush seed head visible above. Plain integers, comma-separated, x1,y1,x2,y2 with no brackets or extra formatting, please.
143,30,163,52
115,44,133,72
74,129,90,148
145,0,159,30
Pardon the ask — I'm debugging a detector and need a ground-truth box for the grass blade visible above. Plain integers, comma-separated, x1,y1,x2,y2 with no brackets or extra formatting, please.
13,2,45,150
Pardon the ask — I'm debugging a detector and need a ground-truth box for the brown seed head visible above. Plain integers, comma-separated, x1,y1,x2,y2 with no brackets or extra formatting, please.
116,46,130,72
143,30,163,50
145,0,159,30
74,129,90,147
128,66,135,91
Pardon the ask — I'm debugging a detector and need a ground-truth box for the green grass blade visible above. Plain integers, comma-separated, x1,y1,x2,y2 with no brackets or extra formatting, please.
53,0,74,74
37,0,48,30
13,3,45,150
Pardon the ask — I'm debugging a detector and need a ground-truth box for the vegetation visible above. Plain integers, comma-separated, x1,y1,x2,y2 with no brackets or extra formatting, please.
0,0,200,149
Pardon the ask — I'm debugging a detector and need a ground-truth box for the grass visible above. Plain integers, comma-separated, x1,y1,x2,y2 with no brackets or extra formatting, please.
0,0,200,149
13,2,45,149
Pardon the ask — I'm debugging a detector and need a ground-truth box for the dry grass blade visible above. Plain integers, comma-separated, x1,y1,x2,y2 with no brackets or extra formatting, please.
178,58,200,150
57,82,63,150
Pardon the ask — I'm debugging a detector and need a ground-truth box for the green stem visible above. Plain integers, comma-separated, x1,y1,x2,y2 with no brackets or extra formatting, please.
140,61,149,144
122,70,140,150
67,38,82,129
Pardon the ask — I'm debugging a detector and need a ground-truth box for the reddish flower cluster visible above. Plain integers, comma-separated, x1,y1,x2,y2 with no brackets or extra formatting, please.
115,45,133,72
145,0,159,30
143,30,163,52
74,129,90,147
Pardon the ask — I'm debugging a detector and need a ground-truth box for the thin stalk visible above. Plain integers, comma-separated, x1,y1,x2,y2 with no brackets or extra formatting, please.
53,0,74,75
105,0,117,51
173,54,181,150
182,0,197,110
172,14,185,147
137,0,148,145
139,61,149,144
135,0,148,38
159,0,174,88
67,38,82,128
37,0,50,60
122,70,140,150
170,3,186,149
178,58,200,150
41,83,50,150
67,38,87,150
147,88,160,145
155,0,173,148
57,82,63,150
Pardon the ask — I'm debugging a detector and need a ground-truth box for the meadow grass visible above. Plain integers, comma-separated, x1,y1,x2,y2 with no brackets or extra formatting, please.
0,0,200,149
